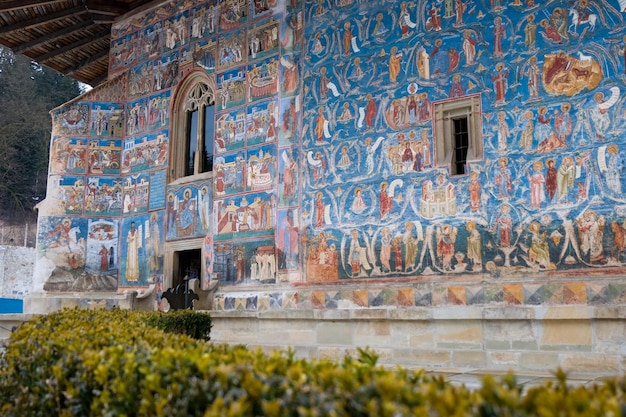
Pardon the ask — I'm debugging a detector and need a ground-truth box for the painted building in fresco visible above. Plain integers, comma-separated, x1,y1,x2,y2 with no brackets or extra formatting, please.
34,0,626,309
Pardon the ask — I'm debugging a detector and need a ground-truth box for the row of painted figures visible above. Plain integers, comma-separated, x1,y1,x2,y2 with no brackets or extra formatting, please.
306,207,624,279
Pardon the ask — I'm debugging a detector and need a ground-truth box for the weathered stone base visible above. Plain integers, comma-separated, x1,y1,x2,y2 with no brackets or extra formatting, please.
210,305,626,375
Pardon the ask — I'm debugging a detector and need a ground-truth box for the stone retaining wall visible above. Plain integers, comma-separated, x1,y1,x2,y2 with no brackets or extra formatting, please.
210,305,626,375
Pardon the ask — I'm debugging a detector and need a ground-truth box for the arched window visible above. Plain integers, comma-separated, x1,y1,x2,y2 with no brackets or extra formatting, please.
170,73,215,182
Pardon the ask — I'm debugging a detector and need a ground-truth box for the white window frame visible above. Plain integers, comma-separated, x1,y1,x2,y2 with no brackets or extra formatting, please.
433,94,483,175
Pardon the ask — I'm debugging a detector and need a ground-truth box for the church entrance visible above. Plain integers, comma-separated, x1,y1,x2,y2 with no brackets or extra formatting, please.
173,248,201,289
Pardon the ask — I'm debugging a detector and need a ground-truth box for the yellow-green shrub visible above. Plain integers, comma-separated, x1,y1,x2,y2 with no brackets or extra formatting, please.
0,308,625,416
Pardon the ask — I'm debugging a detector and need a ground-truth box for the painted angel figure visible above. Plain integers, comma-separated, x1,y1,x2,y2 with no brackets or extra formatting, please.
590,87,619,140
307,150,327,187
364,136,385,176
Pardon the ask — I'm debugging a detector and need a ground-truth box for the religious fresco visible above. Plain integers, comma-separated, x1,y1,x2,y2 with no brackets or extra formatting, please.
215,107,247,153
149,169,167,210
139,21,164,62
277,207,299,270
217,29,247,71
247,19,281,61
123,172,150,214
90,103,125,137
88,139,122,175
280,53,300,95
166,181,212,240
36,0,626,296
278,95,300,145
121,130,169,173
153,51,180,90
85,219,119,278
187,38,218,73
278,146,299,207
84,176,124,216
163,12,190,52
38,216,87,272
110,33,138,75
126,97,150,136
203,234,214,288
219,0,248,31
190,4,218,40
56,176,84,215
214,150,246,196
216,66,247,111
281,8,304,52
147,90,171,131
213,190,276,241
213,237,277,285
246,99,278,146
248,56,280,102
50,137,87,175
295,0,626,282
120,212,164,288
129,61,154,98
246,143,277,191
52,103,90,136
37,216,118,292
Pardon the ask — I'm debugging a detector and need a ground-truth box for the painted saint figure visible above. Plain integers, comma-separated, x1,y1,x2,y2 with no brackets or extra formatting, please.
379,182,393,220
403,222,418,270
557,156,575,203
494,157,512,198
528,222,550,268
493,204,513,248
379,228,392,272
545,158,558,202
466,221,482,269
606,144,623,196
491,63,509,105
468,171,481,212
576,210,606,263
99,245,110,272
126,221,141,282
437,225,456,271
148,212,161,272
529,161,545,209
351,187,367,214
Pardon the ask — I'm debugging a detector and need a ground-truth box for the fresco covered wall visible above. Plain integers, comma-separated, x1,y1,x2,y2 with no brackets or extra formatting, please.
34,0,304,296
33,0,626,303
301,0,626,283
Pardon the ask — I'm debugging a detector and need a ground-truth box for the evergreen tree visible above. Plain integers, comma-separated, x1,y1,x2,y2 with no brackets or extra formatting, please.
0,48,81,221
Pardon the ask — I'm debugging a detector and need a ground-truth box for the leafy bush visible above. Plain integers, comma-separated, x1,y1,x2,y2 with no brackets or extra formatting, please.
0,308,625,416
143,309,212,341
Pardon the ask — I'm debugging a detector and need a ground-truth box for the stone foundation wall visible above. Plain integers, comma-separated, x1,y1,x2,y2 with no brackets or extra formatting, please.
210,305,626,375
209,276,626,375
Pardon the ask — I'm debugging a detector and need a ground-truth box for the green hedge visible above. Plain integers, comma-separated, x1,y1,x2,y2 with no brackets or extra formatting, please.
0,308,625,416
143,309,213,342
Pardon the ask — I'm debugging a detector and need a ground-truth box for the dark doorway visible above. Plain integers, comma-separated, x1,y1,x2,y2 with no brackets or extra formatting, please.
173,249,201,289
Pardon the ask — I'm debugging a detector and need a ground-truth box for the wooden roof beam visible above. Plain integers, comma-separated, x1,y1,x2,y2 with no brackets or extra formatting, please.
86,71,108,87
62,47,108,76
89,14,117,25
84,0,129,16
34,28,109,62
0,6,88,35
11,20,92,54
0,1,64,13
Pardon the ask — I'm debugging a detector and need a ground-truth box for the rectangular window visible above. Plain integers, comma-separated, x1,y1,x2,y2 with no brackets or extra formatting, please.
433,95,482,176
452,117,468,175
